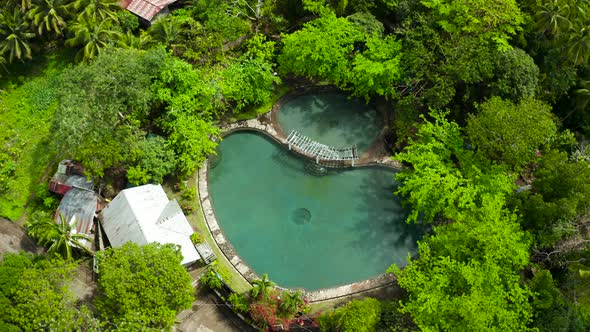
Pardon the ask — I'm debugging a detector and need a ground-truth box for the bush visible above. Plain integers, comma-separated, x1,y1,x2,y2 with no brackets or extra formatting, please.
319,298,382,332
228,293,249,314
181,201,194,214
200,262,231,290
190,232,204,245
182,187,196,200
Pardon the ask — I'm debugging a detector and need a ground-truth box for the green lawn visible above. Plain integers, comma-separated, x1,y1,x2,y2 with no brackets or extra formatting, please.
0,70,62,220
0,51,74,221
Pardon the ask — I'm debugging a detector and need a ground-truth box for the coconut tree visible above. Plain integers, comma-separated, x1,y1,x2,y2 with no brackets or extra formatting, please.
535,0,571,36
149,16,183,47
566,23,590,66
6,0,33,11
28,0,70,36
26,213,91,261
69,0,119,21
0,8,35,62
251,273,275,300
65,14,122,62
120,30,154,49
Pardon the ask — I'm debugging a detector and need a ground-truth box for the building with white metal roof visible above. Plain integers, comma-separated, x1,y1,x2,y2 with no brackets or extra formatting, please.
99,184,200,266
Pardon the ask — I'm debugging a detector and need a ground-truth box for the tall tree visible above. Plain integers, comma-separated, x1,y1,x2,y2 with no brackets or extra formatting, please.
0,254,88,330
28,0,70,36
421,0,525,50
69,0,119,21
65,15,121,62
466,97,559,171
0,8,35,62
94,242,194,330
26,213,90,261
52,47,167,178
278,13,401,100
395,110,515,223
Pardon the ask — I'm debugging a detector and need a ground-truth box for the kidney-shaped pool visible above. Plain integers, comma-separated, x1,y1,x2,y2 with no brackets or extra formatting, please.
208,132,421,290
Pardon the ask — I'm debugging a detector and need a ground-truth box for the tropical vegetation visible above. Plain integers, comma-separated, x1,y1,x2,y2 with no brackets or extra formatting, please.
0,0,589,330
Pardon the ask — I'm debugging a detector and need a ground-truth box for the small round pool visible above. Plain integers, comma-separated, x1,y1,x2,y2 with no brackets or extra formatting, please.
208,132,421,290
278,93,381,153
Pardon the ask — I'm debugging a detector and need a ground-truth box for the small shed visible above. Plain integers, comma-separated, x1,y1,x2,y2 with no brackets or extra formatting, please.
99,184,200,266
49,160,93,196
54,187,98,251
119,0,177,23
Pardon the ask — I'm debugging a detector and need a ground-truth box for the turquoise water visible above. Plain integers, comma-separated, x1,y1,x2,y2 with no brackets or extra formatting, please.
209,132,421,290
278,93,381,153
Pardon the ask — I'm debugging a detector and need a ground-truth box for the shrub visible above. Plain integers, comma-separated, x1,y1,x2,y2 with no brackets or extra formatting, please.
181,201,194,214
190,232,204,245
200,262,231,290
228,293,249,314
182,187,196,200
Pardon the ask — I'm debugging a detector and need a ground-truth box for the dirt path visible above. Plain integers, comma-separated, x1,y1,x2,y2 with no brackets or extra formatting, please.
0,217,42,257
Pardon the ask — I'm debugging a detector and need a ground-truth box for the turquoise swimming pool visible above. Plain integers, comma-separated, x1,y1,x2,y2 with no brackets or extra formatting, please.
208,132,421,290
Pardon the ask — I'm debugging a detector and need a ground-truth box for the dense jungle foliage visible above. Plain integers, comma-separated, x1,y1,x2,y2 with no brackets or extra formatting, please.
0,0,589,330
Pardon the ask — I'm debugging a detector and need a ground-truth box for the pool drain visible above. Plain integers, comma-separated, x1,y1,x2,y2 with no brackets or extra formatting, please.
292,208,312,225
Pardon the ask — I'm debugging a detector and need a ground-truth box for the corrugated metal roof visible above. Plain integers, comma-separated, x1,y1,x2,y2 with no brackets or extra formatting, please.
122,0,177,21
55,188,98,249
100,184,200,265
65,175,94,190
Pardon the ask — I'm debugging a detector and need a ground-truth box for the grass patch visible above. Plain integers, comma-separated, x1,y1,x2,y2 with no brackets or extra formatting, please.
0,64,66,220
230,85,291,121
162,173,251,294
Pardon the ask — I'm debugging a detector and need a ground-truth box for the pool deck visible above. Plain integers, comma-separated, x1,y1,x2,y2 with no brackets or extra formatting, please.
197,92,404,303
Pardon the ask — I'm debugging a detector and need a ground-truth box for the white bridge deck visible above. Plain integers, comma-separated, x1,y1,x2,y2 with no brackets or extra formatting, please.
286,130,359,166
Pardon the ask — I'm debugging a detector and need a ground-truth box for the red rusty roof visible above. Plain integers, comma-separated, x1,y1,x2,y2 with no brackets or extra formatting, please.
120,0,177,21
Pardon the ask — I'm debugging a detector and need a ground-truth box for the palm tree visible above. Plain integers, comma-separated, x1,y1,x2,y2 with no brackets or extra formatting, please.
149,17,182,47
279,290,304,316
65,14,121,62
6,0,33,11
251,273,275,300
68,0,119,21
566,24,590,65
120,30,154,49
28,0,70,36
0,8,35,62
535,0,571,36
26,213,91,261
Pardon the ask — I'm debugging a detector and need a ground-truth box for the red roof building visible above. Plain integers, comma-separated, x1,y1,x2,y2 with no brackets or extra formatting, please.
119,0,177,22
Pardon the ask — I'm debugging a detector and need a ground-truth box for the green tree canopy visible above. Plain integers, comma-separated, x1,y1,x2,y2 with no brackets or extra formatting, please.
0,253,84,330
52,47,167,179
421,0,524,50
278,13,401,100
219,57,281,112
390,238,533,331
319,297,382,332
94,242,194,330
129,135,176,184
164,110,220,175
395,109,515,223
466,97,559,171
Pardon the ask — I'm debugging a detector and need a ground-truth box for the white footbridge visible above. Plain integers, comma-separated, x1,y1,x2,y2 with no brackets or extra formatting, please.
286,130,359,166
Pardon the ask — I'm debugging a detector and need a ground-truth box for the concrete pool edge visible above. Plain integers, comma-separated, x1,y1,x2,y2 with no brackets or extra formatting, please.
198,124,405,303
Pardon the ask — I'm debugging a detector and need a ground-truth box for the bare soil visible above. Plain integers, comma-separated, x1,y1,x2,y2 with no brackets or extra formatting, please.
0,217,43,257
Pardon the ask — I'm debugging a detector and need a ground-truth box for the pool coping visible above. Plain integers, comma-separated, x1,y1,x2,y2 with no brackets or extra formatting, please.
198,91,405,303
